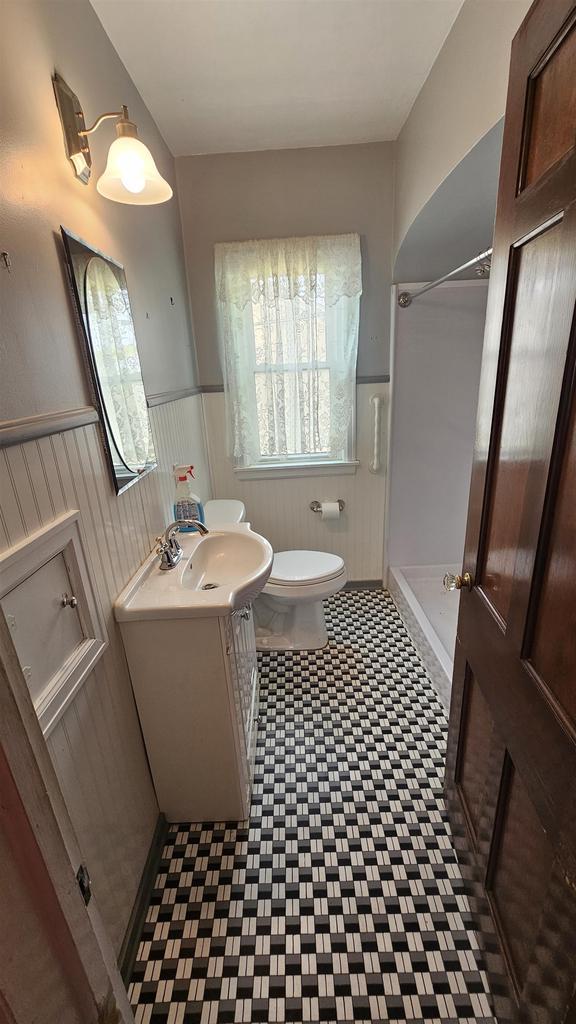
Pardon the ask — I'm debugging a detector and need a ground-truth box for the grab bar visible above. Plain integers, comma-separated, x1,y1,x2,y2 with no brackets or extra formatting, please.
370,394,385,474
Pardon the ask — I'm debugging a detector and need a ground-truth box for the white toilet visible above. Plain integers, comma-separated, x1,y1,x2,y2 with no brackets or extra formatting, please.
203,500,347,651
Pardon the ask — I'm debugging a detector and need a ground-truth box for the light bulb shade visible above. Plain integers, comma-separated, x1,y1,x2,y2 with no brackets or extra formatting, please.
96,136,173,205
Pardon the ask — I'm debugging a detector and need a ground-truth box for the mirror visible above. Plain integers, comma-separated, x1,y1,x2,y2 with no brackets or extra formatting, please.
61,228,156,494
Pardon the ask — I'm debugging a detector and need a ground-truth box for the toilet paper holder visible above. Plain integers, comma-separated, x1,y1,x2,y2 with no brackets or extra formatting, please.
310,499,345,513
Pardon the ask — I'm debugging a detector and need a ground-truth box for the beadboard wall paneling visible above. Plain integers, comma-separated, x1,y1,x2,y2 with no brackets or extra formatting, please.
148,396,212,518
203,384,388,581
0,394,211,953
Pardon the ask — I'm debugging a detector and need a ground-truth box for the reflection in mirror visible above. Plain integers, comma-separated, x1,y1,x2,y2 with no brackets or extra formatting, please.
60,228,156,494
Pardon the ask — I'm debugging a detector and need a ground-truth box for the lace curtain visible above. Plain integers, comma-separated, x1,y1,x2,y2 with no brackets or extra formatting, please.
215,233,362,466
84,258,153,473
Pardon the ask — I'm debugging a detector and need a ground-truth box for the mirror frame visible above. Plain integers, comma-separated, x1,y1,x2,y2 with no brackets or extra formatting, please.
60,227,157,495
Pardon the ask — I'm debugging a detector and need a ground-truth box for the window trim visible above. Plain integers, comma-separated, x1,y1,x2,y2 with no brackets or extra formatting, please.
234,459,359,480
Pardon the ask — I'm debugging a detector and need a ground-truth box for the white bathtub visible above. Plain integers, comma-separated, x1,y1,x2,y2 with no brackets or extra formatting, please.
387,563,459,711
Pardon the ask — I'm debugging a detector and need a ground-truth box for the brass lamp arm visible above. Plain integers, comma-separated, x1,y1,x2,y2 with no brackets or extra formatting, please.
79,105,129,136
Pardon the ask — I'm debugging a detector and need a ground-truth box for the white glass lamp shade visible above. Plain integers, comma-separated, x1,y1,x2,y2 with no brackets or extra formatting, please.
96,136,173,205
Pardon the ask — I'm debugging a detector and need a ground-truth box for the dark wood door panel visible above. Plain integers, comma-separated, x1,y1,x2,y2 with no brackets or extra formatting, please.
523,15,576,190
488,757,554,993
481,219,570,624
530,388,576,726
457,673,495,841
513,785,576,1022
459,592,575,841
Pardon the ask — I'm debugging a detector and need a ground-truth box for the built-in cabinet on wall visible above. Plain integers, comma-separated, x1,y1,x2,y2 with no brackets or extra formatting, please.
0,393,212,952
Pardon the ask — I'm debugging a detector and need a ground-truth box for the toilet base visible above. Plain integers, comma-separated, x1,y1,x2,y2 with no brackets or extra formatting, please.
254,593,329,651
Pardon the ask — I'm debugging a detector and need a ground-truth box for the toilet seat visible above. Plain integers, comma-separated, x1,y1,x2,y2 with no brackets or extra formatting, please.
268,550,345,587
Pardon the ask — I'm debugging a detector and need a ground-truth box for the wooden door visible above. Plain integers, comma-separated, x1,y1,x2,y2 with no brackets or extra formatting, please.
445,2,576,1022
0,619,133,1024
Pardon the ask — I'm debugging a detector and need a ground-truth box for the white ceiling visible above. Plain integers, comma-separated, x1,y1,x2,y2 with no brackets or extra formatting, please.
90,0,465,157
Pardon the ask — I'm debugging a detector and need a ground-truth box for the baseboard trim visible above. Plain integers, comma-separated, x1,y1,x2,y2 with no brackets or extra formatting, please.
119,813,168,985
344,580,384,591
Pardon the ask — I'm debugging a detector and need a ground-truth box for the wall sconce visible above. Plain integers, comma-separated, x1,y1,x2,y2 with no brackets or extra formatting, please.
53,72,172,205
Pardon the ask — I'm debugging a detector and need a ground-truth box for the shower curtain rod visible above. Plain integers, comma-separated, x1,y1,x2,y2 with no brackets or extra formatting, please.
397,248,493,308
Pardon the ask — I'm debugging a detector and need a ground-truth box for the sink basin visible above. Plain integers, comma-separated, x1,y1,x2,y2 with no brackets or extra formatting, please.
114,524,273,621
184,531,265,594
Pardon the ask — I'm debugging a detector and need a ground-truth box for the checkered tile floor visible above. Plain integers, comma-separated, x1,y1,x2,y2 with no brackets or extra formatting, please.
129,590,495,1024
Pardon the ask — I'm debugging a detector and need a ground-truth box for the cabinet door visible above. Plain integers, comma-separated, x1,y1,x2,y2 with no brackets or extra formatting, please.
231,606,258,739
222,614,244,747
1,554,84,706
230,607,259,795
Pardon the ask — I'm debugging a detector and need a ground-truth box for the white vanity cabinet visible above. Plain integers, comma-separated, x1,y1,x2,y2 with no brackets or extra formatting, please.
114,524,272,822
118,605,259,822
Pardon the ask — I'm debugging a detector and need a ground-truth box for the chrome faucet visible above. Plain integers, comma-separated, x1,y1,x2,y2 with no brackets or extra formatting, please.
156,519,209,570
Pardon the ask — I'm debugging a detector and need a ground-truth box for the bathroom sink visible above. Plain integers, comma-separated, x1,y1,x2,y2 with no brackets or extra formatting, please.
184,531,269,595
114,525,273,621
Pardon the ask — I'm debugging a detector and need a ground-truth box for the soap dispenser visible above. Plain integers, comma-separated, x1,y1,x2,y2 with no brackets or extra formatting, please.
173,465,205,531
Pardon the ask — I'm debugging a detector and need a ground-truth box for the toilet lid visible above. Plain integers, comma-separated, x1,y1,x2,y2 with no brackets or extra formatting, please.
203,499,245,526
269,550,345,586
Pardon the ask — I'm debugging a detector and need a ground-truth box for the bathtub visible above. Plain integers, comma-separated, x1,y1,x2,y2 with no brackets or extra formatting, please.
387,563,459,711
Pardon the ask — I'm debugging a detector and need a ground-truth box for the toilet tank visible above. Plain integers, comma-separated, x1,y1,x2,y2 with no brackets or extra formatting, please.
203,499,246,528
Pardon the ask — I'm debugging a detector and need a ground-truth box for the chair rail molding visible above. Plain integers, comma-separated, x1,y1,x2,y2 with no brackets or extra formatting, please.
0,407,100,447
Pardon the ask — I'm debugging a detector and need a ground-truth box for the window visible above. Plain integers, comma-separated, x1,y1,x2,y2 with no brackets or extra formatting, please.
215,233,361,470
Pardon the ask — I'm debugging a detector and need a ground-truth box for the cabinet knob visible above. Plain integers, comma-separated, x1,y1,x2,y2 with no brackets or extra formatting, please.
61,593,78,609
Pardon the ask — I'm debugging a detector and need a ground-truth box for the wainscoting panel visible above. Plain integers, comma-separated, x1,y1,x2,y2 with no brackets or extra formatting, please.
203,384,388,581
0,393,211,953
148,395,212,523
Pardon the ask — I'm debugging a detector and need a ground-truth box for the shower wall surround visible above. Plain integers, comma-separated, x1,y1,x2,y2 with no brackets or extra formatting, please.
387,280,488,569
386,280,488,700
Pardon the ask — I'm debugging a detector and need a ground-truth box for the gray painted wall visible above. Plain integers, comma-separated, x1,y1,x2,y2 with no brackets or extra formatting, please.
393,0,530,253
0,0,197,424
394,121,503,284
176,143,394,386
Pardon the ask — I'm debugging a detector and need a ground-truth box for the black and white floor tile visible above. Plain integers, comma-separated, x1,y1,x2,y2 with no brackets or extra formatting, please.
129,590,495,1024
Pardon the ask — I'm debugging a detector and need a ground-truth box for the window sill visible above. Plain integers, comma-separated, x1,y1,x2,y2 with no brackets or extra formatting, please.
234,460,359,480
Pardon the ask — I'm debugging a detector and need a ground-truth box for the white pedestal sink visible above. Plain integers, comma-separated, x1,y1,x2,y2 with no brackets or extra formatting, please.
114,525,272,821
115,524,273,621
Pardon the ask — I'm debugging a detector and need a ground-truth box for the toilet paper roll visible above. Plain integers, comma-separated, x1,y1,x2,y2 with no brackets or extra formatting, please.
320,501,341,521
